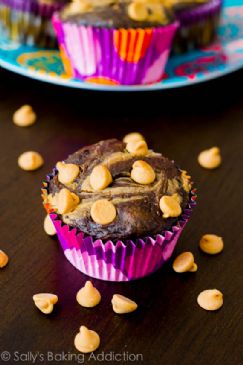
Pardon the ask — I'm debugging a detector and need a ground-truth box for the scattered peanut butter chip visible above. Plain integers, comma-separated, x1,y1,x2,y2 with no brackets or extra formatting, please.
131,160,155,185
197,289,223,311
199,234,224,254
57,188,80,215
173,252,197,273
159,195,182,218
126,140,148,156
111,294,138,314
13,105,36,127
76,281,101,308
90,165,112,191
18,151,44,171
91,199,116,225
74,326,100,353
0,250,9,268
128,1,148,21
33,293,58,314
44,215,56,236
56,161,79,185
198,147,222,169
123,132,144,144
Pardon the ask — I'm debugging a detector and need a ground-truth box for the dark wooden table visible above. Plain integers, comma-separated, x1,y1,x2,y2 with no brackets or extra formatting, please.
0,68,242,365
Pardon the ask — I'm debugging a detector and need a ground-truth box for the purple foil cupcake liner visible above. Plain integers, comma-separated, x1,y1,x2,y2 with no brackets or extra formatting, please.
42,173,197,282
52,13,179,85
0,0,65,47
172,0,222,52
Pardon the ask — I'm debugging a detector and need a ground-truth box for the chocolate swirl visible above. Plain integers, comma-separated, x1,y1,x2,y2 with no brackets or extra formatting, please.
48,139,190,240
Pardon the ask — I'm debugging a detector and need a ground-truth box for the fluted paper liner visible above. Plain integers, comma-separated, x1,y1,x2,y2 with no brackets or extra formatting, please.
42,172,196,281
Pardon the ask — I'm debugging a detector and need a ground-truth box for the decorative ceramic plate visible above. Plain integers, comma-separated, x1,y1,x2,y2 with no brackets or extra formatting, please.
0,0,243,91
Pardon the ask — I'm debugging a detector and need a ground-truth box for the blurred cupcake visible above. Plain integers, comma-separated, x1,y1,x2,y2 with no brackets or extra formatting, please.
52,0,179,85
0,0,69,47
42,137,197,281
164,0,222,53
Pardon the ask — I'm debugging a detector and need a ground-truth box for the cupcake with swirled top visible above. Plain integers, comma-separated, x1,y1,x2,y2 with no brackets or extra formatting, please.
162,0,222,53
52,0,179,85
42,135,196,281
0,0,69,47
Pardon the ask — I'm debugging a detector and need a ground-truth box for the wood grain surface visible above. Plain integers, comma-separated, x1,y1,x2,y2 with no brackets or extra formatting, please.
0,69,242,365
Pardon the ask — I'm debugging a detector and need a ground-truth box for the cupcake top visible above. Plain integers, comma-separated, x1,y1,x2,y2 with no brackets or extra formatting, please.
45,136,192,241
59,0,174,28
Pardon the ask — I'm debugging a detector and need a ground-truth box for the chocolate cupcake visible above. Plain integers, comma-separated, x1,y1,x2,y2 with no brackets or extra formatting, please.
165,0,222,53
42,136,196,281
0,0,69,47
52,0,179,85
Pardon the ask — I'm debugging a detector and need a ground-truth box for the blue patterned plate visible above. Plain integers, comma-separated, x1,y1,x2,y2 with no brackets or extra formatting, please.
0,0,243,91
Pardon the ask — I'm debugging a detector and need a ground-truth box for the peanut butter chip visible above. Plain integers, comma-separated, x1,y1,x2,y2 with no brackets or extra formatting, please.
159,195,182,218
56,162,79,185
33,293,58,314
18,151,44,171
173,252,197,273
111,294,138,314
0,250,9,268
126,140,148,156
131,160,155,185
74,326,100,353
90,165,112,191
128,1,148,21
199,234,224,254
198,147,222,169
123,132,144,144
13,105,36,127
57,188,80,215
91,199,116,225
44,215,56,236
197,289,223,311
76,281,101,308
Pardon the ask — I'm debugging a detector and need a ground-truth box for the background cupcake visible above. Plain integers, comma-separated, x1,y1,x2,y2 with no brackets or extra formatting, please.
42,137,197,281
52,0,179,85
0,0,69,47
165,0,222,53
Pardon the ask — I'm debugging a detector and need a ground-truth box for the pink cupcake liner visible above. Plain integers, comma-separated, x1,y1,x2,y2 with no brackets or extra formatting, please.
52,13,179,85
42,173,197,281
